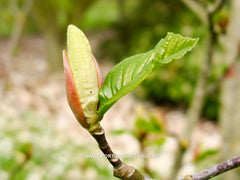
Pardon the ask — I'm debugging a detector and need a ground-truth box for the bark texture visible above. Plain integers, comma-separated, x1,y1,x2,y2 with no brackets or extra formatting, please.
183,156,240,180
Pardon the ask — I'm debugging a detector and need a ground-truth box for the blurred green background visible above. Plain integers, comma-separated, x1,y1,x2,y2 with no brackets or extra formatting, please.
0,0,222,118
1,0,240,180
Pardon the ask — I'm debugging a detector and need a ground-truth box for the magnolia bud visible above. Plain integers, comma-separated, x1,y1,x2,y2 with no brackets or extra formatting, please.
63,25,102,132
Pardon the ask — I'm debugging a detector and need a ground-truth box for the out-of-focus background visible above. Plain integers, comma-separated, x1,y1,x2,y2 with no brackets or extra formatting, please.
0,0,240,179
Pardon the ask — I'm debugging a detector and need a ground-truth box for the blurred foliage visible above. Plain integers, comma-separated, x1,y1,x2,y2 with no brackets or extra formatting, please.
135,117,163,134
0,0,229,118
140,53,221,120
194,149,219,163
0,0,232,178
111,108,167,179
0,110,113,179
81,0,119,29
0,0,13,36
82,0,223,120
96,0,204,60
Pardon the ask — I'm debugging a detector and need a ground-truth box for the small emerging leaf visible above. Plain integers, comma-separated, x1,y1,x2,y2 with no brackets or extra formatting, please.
97,33,198,119
145,137,166,146
110,129,132,135
135,118,162,133
195,149,219,163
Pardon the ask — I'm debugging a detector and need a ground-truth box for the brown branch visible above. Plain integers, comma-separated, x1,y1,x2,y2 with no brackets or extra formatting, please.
182,155,240,180
91,126,148,180
92,127,122,167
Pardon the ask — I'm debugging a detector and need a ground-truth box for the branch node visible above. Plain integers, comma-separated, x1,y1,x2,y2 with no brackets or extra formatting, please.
114,163,145,180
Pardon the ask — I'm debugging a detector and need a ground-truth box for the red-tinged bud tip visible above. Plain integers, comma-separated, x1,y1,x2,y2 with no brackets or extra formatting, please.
92,55,103,88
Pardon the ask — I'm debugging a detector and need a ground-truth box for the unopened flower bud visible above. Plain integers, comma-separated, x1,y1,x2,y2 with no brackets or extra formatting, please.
63,24,102,132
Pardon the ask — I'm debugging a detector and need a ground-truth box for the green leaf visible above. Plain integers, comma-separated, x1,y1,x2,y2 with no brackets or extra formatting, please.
136,118,162,133
145,137,166,146
97,33,198,118
195,149,219,163
110,129,132,135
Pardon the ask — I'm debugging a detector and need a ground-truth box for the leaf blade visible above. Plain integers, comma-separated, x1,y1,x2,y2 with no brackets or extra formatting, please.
98,51,154,117
97,33,198,119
